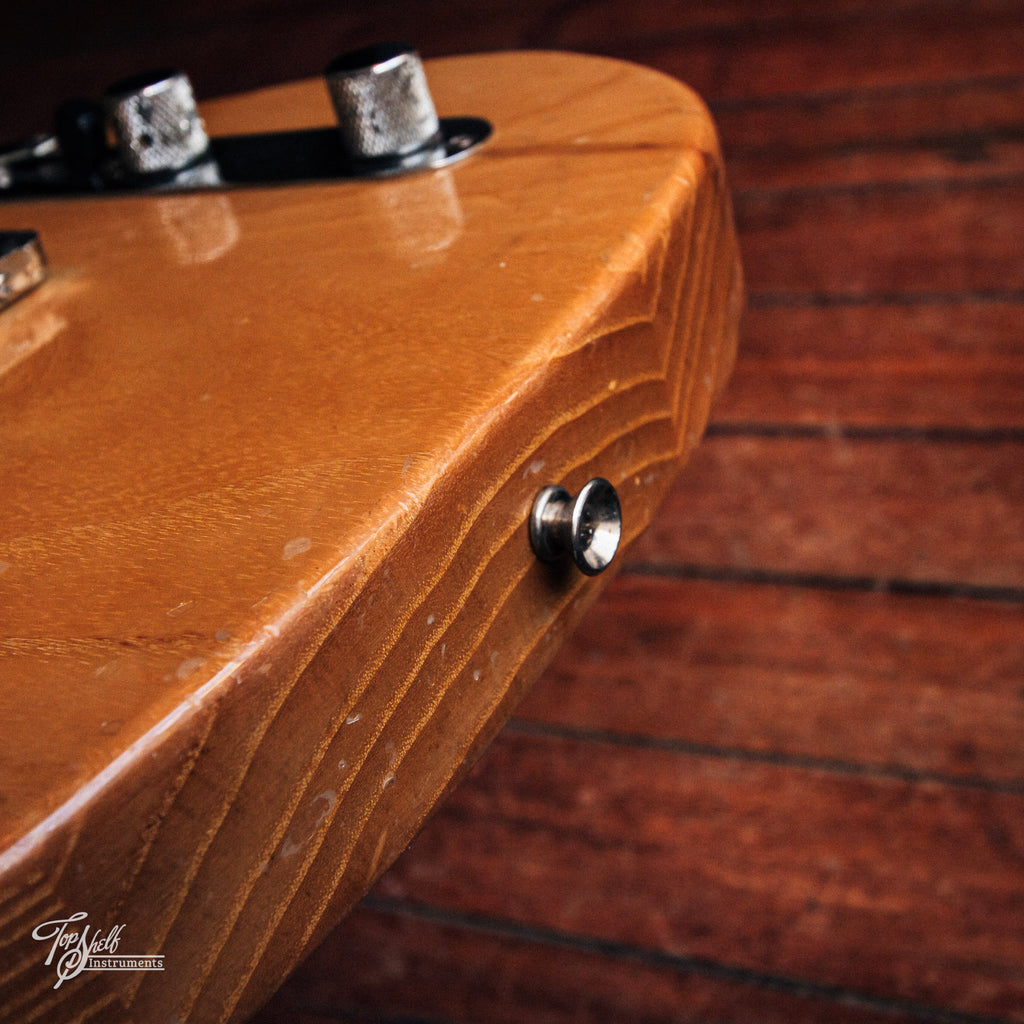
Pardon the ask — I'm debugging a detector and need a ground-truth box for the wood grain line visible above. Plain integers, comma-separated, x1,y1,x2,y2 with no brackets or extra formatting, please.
628,435,1024,589
151,137,726,1009
259,901,1006,1024
232,416,704,1015
218,557,537,1021
140,376,681,1019
205,394,697,1020
203,146,738,1019
232,448,706,1024
609,0,1024,103
0,830,75,934
0,941,61,1020
735,182,1024,296
667,156,724,441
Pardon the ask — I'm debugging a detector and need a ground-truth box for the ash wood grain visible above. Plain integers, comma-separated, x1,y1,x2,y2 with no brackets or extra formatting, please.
629,435,1024,589
242,4,1021,1024
255,902,944,1024
516,574,1024,785
4,2,1022,1023
0,52,741,1024
372,729,1024,1021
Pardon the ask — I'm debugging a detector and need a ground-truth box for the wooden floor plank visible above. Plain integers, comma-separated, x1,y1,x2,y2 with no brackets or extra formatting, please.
254,903,962,1024
730,133,1024,193
371,731,1024,1021
736,180,1024,298
4,2,1024,138
716,302,1024,430
515,574,1024,785
718,78,1024,190
543,0,982,52
3,4,1022,1024
611,1,1024,101
628,435,1024,589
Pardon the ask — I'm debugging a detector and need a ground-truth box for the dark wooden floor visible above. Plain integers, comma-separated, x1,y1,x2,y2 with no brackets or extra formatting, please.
6,2,1024,1021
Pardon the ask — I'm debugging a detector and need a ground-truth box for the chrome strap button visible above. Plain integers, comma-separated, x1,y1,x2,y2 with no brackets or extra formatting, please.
530,478,622,576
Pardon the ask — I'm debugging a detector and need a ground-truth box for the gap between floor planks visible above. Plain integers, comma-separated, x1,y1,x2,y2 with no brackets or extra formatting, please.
2,2,1019,1022
359,726,1024,1022
3,0,1024,136
257,900,1020,1024
513,573,1024,784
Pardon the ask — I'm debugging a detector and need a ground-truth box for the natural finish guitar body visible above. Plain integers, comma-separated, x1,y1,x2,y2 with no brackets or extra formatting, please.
0,52,741,1022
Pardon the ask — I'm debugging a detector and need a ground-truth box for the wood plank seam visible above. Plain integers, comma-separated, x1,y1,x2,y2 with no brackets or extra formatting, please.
734,171,1024,200
622,560,1024,606
359,896,1018,1024
502,719,1024,795
552,0,1024,52
707,71,1024,112
705,424,1024,443
748,291,1024,307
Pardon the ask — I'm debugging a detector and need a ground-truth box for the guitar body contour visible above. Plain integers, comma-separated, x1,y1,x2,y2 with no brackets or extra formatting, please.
0,52,741,1023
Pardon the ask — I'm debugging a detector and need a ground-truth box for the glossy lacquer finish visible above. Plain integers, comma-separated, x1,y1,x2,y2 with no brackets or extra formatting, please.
0,52,740,1023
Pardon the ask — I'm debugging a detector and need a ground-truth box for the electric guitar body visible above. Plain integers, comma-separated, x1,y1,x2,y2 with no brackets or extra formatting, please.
0,51,741,1023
